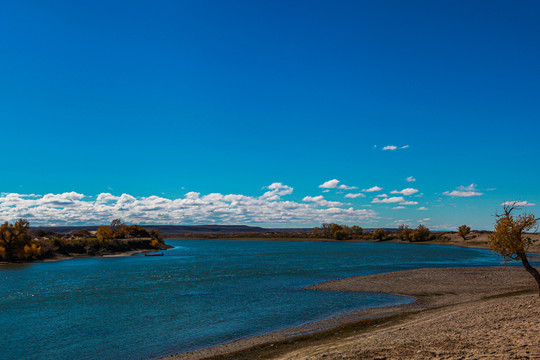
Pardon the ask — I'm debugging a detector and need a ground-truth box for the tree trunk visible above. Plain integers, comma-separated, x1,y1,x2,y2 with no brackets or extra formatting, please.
518,252,540,296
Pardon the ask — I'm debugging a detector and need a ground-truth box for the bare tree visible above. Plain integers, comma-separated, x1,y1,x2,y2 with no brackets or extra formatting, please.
321,223,332,238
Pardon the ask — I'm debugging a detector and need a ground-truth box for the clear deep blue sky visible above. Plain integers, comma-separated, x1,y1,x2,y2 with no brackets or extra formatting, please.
1,1,539,229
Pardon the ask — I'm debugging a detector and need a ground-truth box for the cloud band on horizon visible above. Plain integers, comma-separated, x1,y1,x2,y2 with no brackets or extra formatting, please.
0,187,377,226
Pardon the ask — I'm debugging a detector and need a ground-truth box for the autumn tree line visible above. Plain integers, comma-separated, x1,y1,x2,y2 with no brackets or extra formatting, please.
96,219,163,245
312,223,437,242
0,219,166,262
312,223,364,240
181,224,435,241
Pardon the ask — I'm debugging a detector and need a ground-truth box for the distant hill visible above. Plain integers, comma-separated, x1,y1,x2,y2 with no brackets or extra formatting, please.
31,225,314,236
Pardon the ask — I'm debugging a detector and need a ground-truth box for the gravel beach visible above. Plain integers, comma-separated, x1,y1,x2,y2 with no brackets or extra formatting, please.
163,266,539,360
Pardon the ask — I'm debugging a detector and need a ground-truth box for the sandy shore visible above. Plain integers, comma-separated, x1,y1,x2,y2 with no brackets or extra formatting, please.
270,292,540,360
163,266,539,360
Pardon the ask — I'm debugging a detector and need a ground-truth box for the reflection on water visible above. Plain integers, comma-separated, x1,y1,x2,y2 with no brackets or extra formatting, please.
1,240,504,359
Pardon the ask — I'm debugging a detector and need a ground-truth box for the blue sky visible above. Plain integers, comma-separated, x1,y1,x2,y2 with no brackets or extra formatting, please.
1,1,539,229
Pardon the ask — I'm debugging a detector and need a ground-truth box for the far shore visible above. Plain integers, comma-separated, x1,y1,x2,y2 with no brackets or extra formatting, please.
5,233,539,265
162,266,539,360
172,231,540,255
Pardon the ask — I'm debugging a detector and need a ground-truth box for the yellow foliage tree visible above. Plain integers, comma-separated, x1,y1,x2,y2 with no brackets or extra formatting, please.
23,243,42,259
351,225,363,237
329,224,344,238
397,224,412,242
96,226,114,241
372,228,386,241
488,204,540,295
458,225,471,240
411,225,430,242
0,219,38,261
400,228,413,242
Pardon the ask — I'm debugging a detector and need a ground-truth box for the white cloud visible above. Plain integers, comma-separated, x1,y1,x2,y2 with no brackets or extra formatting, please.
302,195,324,202
322,190,330,193
267,182,290,191
392,206,406,210
319,179,340,188
38,192,85,207
458,184,477,191
344,193,366,199
399,201,418,205
260,182,293,200
443,190,483,197
0,188,377,226
184,192,200,200
376,194,388,198
302,195,344,207
96,193,120,203
501,201,536,207
363,186,383,192
319,179,357,190
372,196,405,204
393,219,412,225
381,145,409,151
406,176,416,182
390,188,419,196
443,184,483,197
417,207,429,210
418,218,431,222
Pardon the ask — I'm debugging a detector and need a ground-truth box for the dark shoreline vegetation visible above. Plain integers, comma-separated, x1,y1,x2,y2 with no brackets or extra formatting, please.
179,223,446,242
0,219,170,263
3,220,453,263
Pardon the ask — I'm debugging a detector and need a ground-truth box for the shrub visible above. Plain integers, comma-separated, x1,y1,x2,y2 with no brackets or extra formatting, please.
411,225,430,242
334,229,348,240
400,228,413,242
97,226,114,240
351,225,363,237
0,219,34,261
124,225,150,238
149,229,163,243
72,229,91,238
372,228,386,241
23,243,42,259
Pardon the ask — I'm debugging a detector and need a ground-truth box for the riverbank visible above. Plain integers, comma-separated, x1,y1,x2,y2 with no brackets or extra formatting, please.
163,266,539,360
0,242,171,265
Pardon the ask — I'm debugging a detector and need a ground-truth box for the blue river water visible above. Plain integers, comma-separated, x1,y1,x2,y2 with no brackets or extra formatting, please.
0,240,512,359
